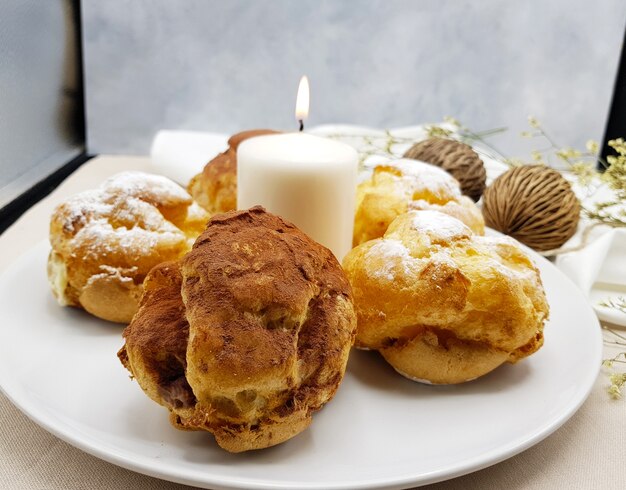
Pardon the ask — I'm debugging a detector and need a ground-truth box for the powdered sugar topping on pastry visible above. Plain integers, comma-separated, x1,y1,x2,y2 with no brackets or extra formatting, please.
390,159,462,198
410,210,471,241
364,239,414,281
47,171,210,323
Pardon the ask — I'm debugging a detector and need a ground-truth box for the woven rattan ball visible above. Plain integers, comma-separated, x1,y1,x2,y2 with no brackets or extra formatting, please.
403,138,486,201
482,165,580,252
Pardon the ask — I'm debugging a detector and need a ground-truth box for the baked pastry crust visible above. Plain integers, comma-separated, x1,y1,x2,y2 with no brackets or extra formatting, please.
343,210,549,384
48,171,209,323
119,207,356,452
353,159,484,246
188,129,279,214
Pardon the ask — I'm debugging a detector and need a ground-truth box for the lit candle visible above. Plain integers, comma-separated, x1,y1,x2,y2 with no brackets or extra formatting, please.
237,77,358,260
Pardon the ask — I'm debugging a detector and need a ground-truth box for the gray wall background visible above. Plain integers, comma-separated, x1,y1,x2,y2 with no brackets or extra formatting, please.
0,0,82,206
83,0,626,160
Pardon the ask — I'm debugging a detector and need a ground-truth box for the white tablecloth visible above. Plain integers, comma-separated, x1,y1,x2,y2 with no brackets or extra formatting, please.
0,156,624,490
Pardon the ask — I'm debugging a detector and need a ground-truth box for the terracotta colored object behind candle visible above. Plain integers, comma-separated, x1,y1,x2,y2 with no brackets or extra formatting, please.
188,129,280,215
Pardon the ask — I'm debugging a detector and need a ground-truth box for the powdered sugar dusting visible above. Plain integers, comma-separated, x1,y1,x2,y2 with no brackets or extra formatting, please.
365,239,414,280
59,191,113,235
410,210,471,241
390,159,461,197
74,220,183,258
392,159,451,179
56,171,194,234
52,171,201,263
101,171,191,204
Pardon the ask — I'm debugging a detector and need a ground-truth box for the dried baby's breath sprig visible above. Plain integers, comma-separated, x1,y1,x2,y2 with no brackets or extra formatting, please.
586,140,600,154
531,150,545,163
555,147,583,161
443,115,461,127
328,119,507,172
426,125,454,139
602,329,626,400
604,138,626,200
605,360,626,400
518,116,602,171
583,203,626,228
570,161,597,186
503,157,526,167
528,116,540,128
517,117,625,230
608,373,626,399
603,326,626,347
582,138,626,226
325,131,415,170
599,296,626,315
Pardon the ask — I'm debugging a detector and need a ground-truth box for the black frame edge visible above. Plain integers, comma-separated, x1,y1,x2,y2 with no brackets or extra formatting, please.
0,152,93,235
600,22,626,169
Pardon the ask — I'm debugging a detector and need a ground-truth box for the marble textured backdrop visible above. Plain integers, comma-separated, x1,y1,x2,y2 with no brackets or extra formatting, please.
82,0,626,159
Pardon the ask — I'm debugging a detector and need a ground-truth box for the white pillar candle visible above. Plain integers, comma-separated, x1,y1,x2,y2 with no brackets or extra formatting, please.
237,132,358,261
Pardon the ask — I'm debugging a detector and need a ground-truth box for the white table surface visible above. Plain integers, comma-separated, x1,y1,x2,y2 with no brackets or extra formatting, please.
0,155,624,490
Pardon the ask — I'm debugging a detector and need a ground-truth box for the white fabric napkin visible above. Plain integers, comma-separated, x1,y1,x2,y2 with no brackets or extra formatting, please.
150,130,228,185
557,227,626,325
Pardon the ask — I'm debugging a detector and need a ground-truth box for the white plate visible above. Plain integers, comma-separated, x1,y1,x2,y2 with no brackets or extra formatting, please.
0,241,601,489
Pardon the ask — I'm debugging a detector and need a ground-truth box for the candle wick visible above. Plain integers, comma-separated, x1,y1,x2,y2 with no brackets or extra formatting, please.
299,120,304,132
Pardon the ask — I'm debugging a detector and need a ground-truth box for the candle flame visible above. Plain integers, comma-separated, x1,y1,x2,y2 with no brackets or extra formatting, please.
295,76,309,123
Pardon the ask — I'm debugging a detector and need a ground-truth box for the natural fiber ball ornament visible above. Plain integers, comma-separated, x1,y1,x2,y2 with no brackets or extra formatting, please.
482,165,580,252
403,138,486,201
